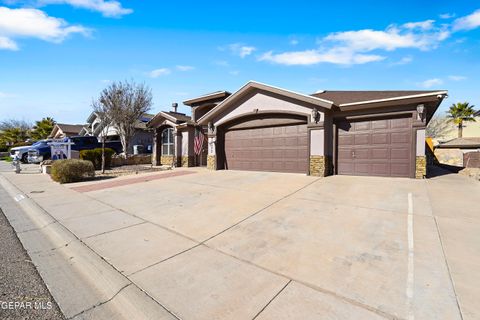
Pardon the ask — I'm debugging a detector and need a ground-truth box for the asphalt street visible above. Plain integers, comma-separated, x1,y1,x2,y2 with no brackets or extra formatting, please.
0,207,65,320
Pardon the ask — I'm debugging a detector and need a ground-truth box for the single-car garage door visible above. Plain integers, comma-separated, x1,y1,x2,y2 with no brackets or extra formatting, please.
336,116,412,177
224,124,308,173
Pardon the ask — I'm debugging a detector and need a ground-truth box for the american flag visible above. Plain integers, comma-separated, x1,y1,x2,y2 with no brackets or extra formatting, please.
194,128,206,155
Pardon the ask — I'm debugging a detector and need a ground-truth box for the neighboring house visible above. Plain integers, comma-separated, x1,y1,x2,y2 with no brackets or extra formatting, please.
435,137,480,167
80,112,155,154
428,116,480,144
49,123,85,139
149,81,447,179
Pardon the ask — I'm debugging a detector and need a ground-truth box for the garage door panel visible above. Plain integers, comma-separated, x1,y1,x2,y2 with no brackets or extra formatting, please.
355,122,371,131
391,132,410,143
224,123,308,174
372,163,389,175
337,116,412,177
391,148,409,160
372,133,389,144
391,117,410,128
354,134,370,145
372,119,388,129
338,135,354,146
372,148,389,160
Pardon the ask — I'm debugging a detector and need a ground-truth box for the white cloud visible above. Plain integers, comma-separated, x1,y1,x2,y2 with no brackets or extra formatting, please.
0,35,18,50
418,78,444,88
439,13,455,19
391,55,413,66
324,23,449,52
30,0,132,18
213,60,229,67
448,75,467,81
289,39,299,45
403,19,435,30
176,65,194,71
227,43,256,58
259,18,453,66
259,48,384,66
229,70,240,76
453,9,480,31
0,7,89,50
148,68,171,78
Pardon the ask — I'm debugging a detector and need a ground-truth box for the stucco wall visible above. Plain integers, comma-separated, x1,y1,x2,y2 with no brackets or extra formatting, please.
214,91,324,127
310,129,324,156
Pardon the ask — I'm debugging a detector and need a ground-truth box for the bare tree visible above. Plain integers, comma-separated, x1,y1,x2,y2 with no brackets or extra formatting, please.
98,80,153,156
426,116,455,140
91,100,113,173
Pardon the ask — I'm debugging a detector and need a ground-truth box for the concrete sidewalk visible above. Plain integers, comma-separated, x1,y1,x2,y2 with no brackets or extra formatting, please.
0,162,478,319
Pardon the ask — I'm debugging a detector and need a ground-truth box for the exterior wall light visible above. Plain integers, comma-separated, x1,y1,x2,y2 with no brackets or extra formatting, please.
311,108,320,124
417,104,426,121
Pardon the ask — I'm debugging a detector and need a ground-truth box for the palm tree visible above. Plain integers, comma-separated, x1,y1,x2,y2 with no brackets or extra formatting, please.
31,117,56,140
446,102,477,138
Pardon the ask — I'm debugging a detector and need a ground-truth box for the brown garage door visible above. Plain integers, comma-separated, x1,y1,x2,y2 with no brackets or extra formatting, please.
224,124,308,173
337,116,412,177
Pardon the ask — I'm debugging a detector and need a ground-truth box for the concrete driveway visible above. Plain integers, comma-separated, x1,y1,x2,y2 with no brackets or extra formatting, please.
1,165,479,319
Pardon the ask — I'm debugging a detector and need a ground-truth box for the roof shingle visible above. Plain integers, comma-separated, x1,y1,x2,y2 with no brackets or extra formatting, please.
311,90,443,105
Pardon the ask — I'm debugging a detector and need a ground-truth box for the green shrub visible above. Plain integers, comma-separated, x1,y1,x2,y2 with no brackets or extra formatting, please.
51,159,95,183
79,148,115,170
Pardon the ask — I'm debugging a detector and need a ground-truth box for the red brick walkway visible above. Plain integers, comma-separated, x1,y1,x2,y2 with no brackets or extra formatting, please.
71,170,196,193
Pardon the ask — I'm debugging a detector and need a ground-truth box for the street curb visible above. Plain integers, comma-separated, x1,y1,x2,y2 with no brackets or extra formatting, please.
0,174,177,320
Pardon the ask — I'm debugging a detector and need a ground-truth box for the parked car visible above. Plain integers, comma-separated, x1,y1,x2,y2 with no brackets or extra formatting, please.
10,140,51,163
27,136,123,163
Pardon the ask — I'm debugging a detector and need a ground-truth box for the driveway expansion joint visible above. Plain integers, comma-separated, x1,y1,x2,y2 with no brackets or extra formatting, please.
67,283,132,320
252,279,292,320
425,182,464,320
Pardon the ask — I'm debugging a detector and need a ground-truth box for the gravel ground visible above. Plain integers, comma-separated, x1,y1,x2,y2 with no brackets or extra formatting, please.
0,208,65,320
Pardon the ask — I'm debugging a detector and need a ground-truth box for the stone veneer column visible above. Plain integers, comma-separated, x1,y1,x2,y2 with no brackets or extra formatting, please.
207,134,216,170
415,128,426,179
309,128,329,177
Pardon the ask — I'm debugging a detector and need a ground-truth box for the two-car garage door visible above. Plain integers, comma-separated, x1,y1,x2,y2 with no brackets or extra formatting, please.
336,116,412,177
224,124,308,174
221,115,413,177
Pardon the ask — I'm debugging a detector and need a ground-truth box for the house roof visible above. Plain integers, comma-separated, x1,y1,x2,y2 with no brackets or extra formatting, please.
311,90,447,106
436,137,480,149
147,111,192,127
55,123,85,135
198,81,334,124
183,91,231,106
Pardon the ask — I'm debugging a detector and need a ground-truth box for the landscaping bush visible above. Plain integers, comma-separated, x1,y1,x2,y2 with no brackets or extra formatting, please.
51,159,95,183
79,148,115,170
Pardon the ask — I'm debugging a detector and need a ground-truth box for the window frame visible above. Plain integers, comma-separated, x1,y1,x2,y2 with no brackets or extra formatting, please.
161,128,174,156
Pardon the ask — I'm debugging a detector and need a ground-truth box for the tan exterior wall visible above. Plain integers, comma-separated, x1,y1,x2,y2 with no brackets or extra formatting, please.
214,91,324,127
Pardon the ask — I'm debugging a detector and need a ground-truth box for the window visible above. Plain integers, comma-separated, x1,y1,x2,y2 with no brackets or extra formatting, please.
161,128,174,155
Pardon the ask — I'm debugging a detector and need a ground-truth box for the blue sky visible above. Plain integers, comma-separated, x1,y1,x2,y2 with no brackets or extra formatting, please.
0,0,479,124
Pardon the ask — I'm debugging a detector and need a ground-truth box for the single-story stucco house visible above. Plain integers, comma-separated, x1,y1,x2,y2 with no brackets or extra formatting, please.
149,81,447,179
79,112,155,154
49,123,86,139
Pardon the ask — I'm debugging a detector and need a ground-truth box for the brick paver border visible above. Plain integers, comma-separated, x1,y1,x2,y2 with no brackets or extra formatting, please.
71,170,196,193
